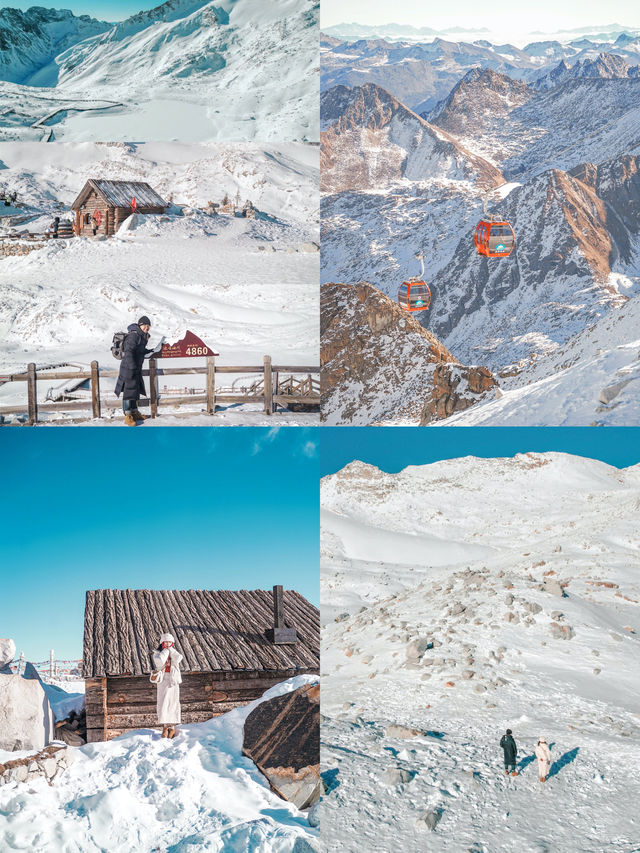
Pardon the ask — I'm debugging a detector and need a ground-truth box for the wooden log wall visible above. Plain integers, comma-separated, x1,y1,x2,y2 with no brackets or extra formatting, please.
75,190,165,237
86,670,309,742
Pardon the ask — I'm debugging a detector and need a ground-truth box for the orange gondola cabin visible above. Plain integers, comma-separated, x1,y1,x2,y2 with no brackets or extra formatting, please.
397,253,431,312
474,218,515,258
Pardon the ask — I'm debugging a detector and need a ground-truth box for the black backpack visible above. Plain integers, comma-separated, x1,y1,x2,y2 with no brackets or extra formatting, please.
111,331,127,360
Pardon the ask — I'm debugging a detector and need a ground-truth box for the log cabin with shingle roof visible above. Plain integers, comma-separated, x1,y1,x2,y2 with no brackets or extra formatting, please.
71,179,168,238
83,586,319,742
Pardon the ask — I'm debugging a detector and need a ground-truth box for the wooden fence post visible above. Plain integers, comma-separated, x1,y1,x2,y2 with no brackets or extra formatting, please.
27,362,37,425
274,370,279,414
90,360,101,419
149,358,158,418
206,356,216,415
263,355,273,415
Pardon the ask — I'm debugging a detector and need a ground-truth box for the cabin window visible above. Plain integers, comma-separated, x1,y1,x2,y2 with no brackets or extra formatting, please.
84,213,91,225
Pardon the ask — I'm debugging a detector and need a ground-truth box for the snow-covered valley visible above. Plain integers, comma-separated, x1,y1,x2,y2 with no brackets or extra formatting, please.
0,0,319,143
320,455,640,851
0,675,320,852
0,141,320,425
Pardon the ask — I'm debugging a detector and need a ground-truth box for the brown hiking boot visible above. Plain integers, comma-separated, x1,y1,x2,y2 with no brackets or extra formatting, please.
132,410,148,421
511,772,518,777
124,412,137,426
161,725,170,738
168,726,177,739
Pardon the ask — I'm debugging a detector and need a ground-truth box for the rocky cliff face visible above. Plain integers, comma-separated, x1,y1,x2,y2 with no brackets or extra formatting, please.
425,158,640,367
533,52,640,90
321,281,497,424
321,83,504,193
427,67,533,140
0,7,110,85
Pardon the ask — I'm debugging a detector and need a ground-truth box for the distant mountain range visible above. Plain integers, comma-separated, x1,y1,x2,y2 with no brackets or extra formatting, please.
321,32,640,113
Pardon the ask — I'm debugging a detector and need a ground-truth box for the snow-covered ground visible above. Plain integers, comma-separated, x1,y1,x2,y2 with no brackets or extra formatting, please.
0,0,319,143
320,455,640,851
0,142,319,425
0,675,319,852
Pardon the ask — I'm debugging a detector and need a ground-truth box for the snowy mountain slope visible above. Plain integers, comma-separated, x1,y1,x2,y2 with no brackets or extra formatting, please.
429,72,640,178
0,6,110,84
0,142,319,424
439,292,640,426
321,83,503,194
0,0,319,142
424,162,640,369
320,455,640,851
0,141,320,227
0,676,319,852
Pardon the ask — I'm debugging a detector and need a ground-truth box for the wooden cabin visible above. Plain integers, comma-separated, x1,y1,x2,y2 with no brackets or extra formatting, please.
82,586,320,742
71,179,167,238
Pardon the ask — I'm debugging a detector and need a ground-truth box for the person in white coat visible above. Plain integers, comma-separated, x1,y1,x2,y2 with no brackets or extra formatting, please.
535,737,552,782
151,632,183,739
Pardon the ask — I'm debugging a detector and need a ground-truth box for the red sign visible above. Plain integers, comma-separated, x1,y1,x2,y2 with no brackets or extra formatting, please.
157,330,219,359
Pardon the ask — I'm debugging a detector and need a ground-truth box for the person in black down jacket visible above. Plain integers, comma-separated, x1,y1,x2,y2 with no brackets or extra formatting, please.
500,728,518,777
115,316,154,425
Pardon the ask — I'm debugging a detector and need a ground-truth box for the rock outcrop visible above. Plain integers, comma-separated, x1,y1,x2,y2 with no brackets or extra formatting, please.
0,672,55,751
321,281,497,424
242,683,321,810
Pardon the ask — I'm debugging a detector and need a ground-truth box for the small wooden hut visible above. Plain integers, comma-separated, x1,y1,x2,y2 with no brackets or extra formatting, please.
71,179,167,238
82,587,319,742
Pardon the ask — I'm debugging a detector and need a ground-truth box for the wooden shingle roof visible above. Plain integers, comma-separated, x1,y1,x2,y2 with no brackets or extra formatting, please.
71,179,167,210
82,589,320,678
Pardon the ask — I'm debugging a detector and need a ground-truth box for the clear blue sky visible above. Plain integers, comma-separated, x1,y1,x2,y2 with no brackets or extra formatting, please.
320,427,640,475
7,1,164,21
0,427,319,661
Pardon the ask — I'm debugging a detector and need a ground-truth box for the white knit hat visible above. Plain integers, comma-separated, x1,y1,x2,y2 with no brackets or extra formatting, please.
160,632,175,644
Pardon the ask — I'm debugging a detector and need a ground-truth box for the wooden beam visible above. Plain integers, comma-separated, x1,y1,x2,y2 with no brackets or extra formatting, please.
90,361,101,419
26,363,37,425
264,355,273,415
149,359,158,418
206,356,216,415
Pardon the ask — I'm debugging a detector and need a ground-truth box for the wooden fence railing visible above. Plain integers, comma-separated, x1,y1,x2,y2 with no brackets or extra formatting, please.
0,355,320,424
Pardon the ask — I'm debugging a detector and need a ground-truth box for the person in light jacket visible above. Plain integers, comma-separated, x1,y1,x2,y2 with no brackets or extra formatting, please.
535,737,552,782
152,632,183,739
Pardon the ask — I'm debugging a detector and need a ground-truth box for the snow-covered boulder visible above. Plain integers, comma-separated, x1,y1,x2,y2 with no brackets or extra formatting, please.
0,674,55,751
242,682,321,809
0,638,15,669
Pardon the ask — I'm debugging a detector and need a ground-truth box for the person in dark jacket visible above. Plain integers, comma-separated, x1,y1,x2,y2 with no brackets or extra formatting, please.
50,216,60,238
500,728,518,776
114,316,154,425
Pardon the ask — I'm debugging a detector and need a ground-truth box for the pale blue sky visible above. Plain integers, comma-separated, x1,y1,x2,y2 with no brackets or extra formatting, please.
0,428,319,661
7,1,165,21
321,0,639,36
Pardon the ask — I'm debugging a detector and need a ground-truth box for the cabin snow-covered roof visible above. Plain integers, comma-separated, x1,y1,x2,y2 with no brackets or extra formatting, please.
82,588,320,677
71,179,167,210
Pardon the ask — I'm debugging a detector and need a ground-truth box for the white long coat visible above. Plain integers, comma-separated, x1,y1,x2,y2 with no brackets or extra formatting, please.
152,646,183,724
535,741,552,778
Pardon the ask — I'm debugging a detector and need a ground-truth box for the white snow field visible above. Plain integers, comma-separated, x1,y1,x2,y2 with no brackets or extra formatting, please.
0,0,319,143
320,455,640,852
0,141,319,425
0,675,319,852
